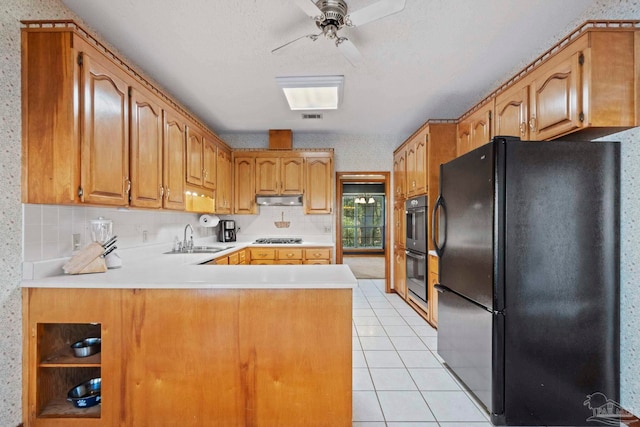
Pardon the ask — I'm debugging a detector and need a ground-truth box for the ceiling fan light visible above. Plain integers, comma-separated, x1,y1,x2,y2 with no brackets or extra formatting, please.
276,75,343,110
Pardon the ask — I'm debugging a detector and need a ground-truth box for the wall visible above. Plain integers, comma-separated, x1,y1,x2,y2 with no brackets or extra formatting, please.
1,2,639,426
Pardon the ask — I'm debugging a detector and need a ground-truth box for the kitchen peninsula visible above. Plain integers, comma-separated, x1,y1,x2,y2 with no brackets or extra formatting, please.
21,246,356,426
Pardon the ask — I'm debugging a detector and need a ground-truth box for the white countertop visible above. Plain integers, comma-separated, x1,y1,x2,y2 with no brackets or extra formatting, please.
21,240,356,290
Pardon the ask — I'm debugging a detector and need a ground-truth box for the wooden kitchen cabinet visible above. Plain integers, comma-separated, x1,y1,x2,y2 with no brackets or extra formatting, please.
233,156,256,214
129,84,164,209
186,124,216,189
393,243,407,299
216,145,232,213
255,154,304,195
24,286,352,426
22,288,124,426
492,24,640,142
393,201,406,248
304,154,334,214
406,135,427,197
162,108,187,210
393,148,406,201
428,254,439,327
21,21,232,213
457,100,492,157
79,49,131,206
249,247,333,264
303,248,332,264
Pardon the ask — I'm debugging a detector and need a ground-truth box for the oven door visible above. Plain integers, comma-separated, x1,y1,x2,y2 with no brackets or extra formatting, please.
406,199,427,253
406,249,428,304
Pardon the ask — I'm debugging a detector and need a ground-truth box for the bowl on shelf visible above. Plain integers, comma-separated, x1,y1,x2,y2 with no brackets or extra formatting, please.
67,378,101,408
71,337,101,357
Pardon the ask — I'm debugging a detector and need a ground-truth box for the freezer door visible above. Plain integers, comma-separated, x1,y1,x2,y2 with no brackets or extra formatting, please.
502,140,620,425
438,289,493,412
439,143,495,309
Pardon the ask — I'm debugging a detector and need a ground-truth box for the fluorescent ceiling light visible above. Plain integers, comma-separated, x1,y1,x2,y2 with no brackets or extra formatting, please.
276,75,344,110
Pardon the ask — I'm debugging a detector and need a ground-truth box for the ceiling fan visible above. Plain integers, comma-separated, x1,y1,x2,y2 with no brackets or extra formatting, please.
272,0,407,65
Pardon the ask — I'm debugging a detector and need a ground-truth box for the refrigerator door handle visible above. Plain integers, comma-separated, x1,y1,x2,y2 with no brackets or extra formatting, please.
432,195,447,257
434,284,447,293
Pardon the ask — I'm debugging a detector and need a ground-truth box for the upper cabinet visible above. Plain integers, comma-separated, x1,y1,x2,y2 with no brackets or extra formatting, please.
130,84,164,209
162,108,187,210
21,21,232,213
216,145,233,214
233,156,256,214
304,153,333,214
79,50,131,206
406,135,427,197
393,148,406,201
457,101,493,157
255,153,304,196
232,149,333,215
494,24,639,141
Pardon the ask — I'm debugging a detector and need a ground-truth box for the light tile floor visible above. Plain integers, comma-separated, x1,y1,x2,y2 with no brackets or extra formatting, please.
352,279,493,427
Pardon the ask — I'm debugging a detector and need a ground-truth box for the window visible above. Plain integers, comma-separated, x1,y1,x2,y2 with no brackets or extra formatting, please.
342,194,385,250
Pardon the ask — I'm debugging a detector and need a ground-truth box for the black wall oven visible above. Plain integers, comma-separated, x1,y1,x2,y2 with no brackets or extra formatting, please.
406,196,427,253
405,196,428,304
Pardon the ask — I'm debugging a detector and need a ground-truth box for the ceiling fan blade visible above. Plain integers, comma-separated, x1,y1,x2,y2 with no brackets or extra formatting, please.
271,33,321,54
336,37,363,66
346,0,406,27
293,0,323,18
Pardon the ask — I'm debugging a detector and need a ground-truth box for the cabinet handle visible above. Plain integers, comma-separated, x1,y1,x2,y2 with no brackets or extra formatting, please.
166,188,170,200
160,186,164,198
287,253,293,257
203,169,207,180
529,116,537,133
125,177,131,194
519,122,527,135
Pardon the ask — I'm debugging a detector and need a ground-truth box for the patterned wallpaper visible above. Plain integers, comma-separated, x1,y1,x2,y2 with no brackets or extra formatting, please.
1,0,639,425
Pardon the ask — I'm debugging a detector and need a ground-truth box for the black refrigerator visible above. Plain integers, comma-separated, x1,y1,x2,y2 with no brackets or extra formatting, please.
433,137,619,426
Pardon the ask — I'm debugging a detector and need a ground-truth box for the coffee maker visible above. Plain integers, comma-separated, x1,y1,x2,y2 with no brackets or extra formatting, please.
218,220,236,242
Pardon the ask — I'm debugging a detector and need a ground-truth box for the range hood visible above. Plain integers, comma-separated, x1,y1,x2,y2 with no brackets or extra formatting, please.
256,195,303,206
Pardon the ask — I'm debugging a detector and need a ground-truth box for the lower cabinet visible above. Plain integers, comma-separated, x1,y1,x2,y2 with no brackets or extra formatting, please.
23,286,352,426
428,254,439,327
249,247,333,264
393,244,407,299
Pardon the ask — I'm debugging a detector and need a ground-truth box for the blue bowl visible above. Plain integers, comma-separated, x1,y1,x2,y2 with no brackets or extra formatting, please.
67,378,101,408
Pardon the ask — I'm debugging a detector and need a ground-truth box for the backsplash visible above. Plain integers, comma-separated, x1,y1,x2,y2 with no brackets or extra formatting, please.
22,204,213,262
232,206,333,241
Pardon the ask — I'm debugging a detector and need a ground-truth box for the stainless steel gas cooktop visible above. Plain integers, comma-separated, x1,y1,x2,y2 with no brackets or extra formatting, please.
254,238,303,244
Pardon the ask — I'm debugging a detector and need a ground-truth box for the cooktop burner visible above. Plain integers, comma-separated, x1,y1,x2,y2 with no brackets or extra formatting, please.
254,238,303,244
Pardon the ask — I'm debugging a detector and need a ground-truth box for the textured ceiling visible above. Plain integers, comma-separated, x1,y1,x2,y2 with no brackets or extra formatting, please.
61,0,597,139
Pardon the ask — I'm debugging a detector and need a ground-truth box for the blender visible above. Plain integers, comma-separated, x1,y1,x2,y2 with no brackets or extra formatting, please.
90,217,121,268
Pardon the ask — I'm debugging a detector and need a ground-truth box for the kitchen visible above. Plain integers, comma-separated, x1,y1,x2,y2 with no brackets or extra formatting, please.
2,0,640,426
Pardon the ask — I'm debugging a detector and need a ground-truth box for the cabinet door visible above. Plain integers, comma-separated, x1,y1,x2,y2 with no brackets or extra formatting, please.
394,245,407,299
129,86,163,209
304,156,333,214
457,122,472,157
530,52,581,140
281,156,304,194
255,157,279,195
163,110,186,210
234,157,256,214
216,147,232,213
469,104,492,150
393,201,406,248
203,139,217,189
495,85,529,140
413,136,427,195
186,126,204,186
405,143,416,196
393,149,406,200
80,51,130,206
428,271,438,327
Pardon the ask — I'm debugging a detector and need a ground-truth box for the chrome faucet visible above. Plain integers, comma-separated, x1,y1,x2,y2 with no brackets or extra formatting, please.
183,224,194,252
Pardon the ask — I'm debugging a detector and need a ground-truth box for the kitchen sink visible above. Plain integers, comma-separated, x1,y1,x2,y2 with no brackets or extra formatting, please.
164,246,234,254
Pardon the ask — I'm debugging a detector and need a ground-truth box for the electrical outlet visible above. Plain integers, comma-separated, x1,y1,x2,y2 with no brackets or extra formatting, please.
72,234,81,251
324,226,331,233
142,230,148,243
